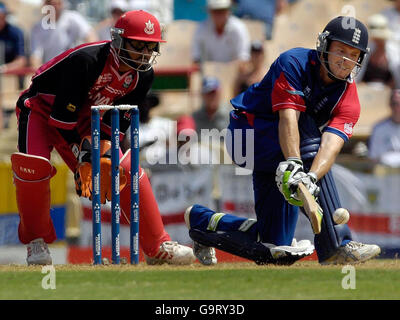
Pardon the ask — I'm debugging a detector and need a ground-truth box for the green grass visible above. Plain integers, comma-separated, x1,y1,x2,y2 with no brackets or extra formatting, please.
0,260,399,300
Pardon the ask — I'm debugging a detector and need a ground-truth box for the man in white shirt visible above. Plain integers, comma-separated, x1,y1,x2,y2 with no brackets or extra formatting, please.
381,0,400,88
191,0,250,67
129,0,173,26
369,89,400,167
30,0,98,68
96,0,128,41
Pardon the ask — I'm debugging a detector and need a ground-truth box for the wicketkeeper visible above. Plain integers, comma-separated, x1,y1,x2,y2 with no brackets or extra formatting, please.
12,10,195,265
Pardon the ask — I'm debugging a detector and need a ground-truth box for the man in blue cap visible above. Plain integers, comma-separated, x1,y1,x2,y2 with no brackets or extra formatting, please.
192,76,229,136
0,2,26,74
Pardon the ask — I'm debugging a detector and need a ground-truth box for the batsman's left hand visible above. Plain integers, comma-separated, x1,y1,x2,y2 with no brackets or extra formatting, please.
276,158,304,206
276,158,319,206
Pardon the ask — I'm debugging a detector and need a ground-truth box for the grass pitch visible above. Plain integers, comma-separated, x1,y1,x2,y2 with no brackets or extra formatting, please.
0,260,399,300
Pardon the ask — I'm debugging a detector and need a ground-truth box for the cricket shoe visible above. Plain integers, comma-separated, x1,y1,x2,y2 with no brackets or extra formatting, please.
193,241,217,266
144,241,196,265
184,205,217,266
263,238,315,265
321,241,381,265
26,238,52,265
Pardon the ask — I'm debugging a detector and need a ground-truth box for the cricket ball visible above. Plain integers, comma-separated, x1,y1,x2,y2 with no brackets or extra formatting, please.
333,208,350,225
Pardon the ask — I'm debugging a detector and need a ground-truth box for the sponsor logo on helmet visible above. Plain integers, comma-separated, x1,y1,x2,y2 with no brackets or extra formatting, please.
352,28,361,44
344,122,353,135
144,20,155,35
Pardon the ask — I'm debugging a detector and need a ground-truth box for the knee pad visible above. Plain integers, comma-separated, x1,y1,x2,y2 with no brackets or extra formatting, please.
297,112,322,169
11,152,56,182
300,137,321,169
120,148,144,183
11,152,57,244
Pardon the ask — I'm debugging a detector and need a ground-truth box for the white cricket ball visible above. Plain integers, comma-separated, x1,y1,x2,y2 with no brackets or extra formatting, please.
333,208,350,225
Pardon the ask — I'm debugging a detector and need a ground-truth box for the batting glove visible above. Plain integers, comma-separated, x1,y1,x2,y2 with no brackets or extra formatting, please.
276,157,304,206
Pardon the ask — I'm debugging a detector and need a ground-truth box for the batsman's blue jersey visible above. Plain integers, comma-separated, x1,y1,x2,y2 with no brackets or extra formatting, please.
228,47,360,172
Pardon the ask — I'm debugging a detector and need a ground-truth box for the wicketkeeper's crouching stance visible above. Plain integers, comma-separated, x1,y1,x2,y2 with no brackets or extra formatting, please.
11,10,195,265
185,16,381,266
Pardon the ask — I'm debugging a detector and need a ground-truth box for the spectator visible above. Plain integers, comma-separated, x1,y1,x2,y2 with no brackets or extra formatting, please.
381,0,400,88
121,90,161,153
233,40,266,96
191,0,250,69
368,89,400,167
381,0,400,40
0,2,27,131
233,0,294,40
30,0,98,68
96,0,128,41
129,0,173,26
192,76,229,135
0,2,27,74
176,114,220,165
357,14,394,88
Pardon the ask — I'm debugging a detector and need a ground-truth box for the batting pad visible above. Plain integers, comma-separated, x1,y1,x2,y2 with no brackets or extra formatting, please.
313,170,353,262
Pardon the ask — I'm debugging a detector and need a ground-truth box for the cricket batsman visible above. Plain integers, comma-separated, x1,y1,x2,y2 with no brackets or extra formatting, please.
185,16,381,265
11,10,195,265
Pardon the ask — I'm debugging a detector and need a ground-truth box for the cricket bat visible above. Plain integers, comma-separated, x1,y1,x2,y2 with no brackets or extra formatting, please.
297,183,323,234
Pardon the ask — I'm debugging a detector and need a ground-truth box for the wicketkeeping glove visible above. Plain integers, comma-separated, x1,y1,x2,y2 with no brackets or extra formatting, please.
98,152,128,204
74,136,93,199
73,136,127,204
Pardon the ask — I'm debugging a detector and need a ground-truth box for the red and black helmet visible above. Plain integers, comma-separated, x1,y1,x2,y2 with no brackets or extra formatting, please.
113,10,166,43
111,10,166,71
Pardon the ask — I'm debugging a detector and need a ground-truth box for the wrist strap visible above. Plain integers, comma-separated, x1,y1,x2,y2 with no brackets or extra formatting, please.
308,171,318,182
287,157,303,165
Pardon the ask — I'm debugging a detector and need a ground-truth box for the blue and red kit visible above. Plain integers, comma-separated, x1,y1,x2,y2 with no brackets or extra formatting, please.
229,47,360,172
189,48,360,262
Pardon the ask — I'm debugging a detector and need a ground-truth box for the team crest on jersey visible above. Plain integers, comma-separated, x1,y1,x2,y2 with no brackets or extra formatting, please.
344,122,353,135
144,20,155,35
123,74,133,88
352,28,361,44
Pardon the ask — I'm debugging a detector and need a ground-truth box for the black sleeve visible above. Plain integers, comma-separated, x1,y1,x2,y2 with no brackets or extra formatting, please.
47,52,100,129
50,54,91,124
101,69,154,136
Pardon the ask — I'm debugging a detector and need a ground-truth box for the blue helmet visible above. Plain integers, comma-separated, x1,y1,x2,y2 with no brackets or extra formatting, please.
317,16,369,62
316,16,369,80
